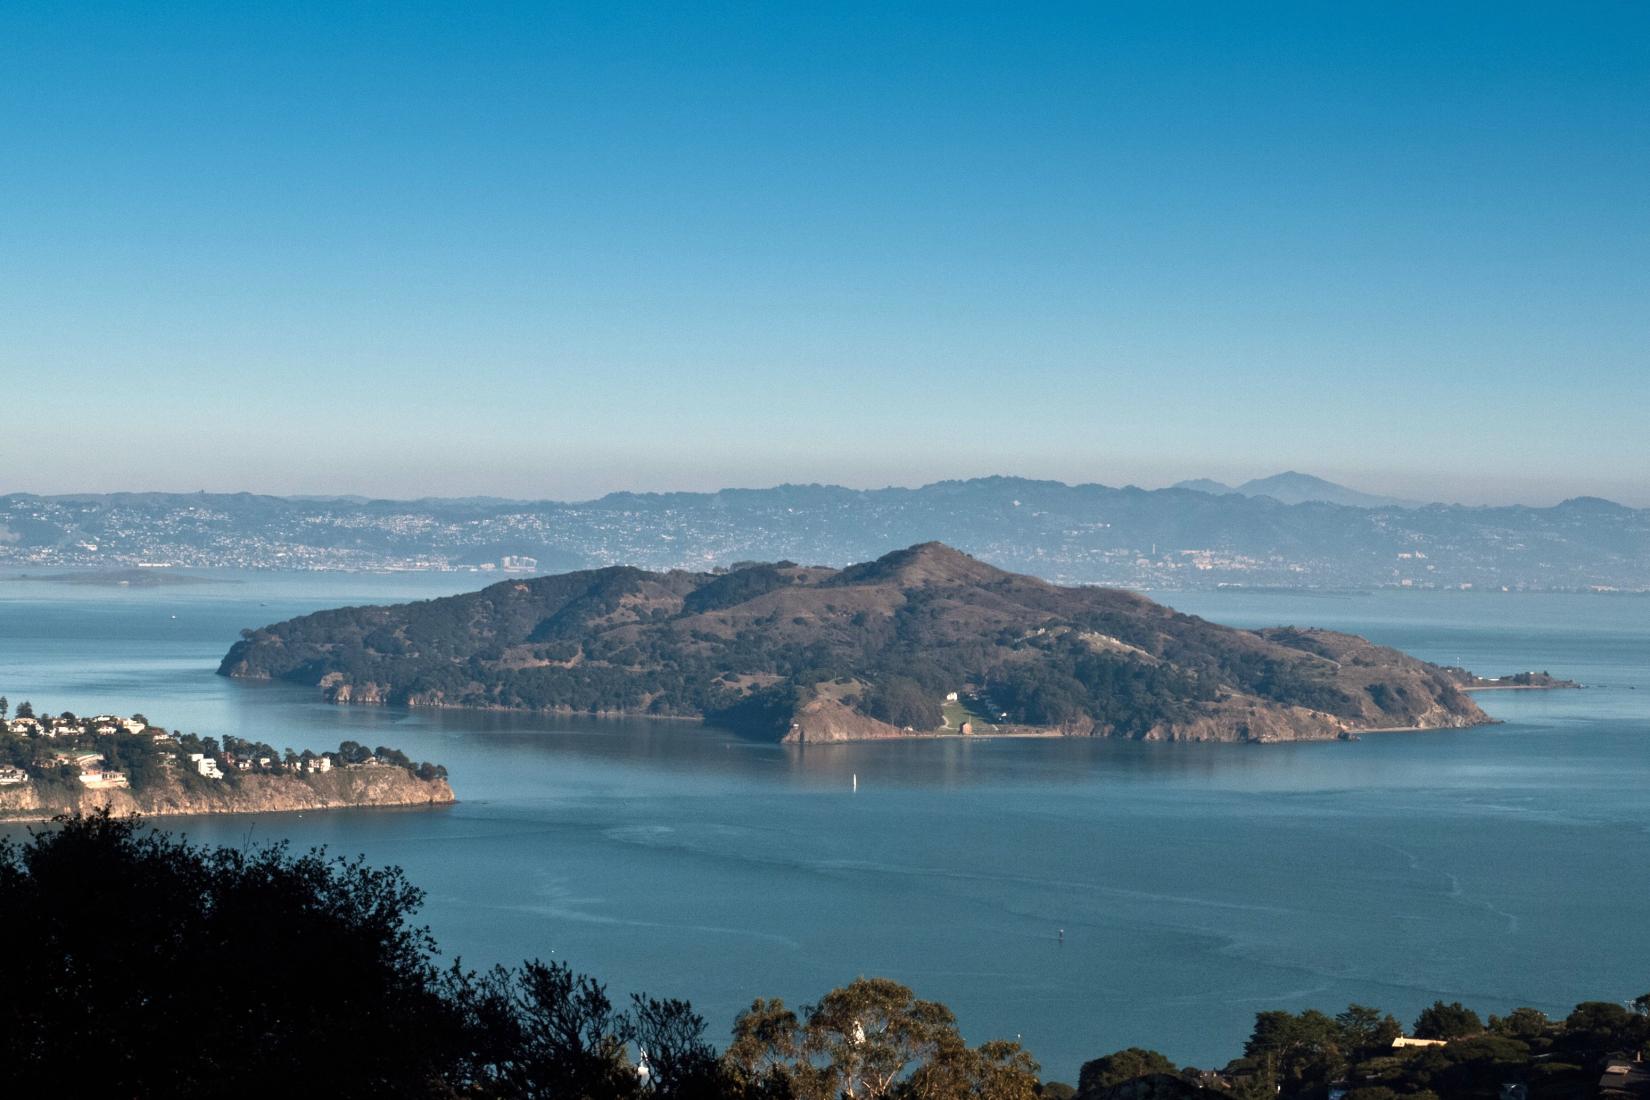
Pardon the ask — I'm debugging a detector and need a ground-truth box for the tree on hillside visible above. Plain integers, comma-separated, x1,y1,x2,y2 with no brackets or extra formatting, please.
1489,1007,1550,1040
726,998,805,1099
906,1035,1041,1100
802,977,958,1100
1560,1001,1647,1057
1077,1048,1177,1095
1413,1001,1483,1040
1243,1009,1346,1093
864,677,940,730
1335,1004,1402,1055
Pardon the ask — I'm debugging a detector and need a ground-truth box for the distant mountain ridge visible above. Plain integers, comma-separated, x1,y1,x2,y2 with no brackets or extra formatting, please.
218,543,1490,744
1170,471,1421,509
5,477,1649,590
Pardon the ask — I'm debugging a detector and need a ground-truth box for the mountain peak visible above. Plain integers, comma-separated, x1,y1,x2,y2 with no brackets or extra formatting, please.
1172,471,1423,508
1170,478,1236,495
1554,495,1626,512
831,542,1008,587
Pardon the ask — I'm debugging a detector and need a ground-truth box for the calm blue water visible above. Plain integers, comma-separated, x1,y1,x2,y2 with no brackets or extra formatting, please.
2,573,1647,1078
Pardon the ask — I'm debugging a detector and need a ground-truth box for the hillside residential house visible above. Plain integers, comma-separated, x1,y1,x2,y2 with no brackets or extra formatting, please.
1600,1056,1650,1099
188,753,223,780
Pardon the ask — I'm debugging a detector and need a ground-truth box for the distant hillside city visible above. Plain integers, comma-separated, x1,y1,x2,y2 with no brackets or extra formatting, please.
5,474,1650,591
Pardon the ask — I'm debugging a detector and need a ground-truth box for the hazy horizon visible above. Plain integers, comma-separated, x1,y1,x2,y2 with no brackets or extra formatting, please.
3,465,1645,510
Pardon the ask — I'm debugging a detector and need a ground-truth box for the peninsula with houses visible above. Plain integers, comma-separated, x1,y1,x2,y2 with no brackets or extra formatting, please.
219,543,1500,744
0,696,454,820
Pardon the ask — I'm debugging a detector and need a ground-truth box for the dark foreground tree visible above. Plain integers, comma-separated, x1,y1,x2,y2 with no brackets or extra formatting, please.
632,993,728,1100
461,958,643,1098
0,810,468,1097
0,813,1048,1100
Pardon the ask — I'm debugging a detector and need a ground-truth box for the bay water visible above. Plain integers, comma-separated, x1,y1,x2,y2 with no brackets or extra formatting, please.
2,573,1646,1077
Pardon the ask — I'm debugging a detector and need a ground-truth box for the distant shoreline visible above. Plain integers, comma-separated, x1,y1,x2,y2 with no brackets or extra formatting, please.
1461,683,1582,691
7,569,234,588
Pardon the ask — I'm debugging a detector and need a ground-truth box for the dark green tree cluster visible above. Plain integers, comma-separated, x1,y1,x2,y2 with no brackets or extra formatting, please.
721,977,1038,1100
0,815,1040,1099
864,676,942,730
1079,996,1650,1100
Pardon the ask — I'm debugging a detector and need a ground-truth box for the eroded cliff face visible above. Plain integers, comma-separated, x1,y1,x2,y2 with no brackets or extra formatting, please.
781,677,1485,746
783,696,905,743
0,766,454,822
320,673,392,705
1142,694,1482,743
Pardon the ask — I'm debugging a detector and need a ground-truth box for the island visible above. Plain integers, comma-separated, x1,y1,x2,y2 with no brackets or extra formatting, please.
217,543,1496,744
0,699,453,820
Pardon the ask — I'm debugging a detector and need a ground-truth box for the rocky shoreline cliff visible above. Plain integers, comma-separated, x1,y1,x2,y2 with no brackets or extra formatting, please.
0,766,454,823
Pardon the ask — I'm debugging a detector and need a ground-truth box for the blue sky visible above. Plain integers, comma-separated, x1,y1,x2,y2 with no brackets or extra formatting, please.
3,3,1646,504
